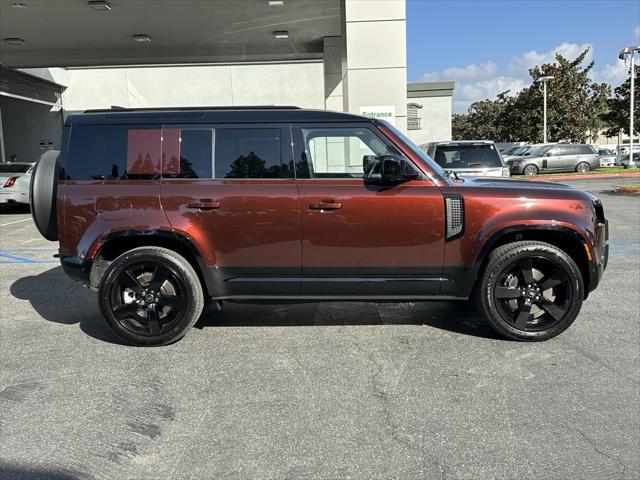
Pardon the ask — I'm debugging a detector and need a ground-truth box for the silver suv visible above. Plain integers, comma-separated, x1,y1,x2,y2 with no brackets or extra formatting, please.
423,141,509,177
509,143,599,176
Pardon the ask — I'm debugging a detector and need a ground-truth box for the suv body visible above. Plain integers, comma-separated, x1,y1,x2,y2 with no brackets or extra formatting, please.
31,107,608,345
509,143,599,175
423,141,509,177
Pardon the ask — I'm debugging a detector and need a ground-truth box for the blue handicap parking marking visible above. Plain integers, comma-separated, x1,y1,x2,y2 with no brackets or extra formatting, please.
0,249,59,264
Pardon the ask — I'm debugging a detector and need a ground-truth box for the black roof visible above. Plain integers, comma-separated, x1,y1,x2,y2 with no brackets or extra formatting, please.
65,106,371,126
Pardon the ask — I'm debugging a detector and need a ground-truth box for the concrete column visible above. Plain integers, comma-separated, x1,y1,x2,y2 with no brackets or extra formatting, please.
323,36,347,111
342,0,407,131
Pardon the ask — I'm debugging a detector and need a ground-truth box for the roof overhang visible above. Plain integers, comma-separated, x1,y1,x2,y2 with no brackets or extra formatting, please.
0,0,341,68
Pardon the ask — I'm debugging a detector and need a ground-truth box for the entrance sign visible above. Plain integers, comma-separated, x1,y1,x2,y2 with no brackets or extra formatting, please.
359,106,396,126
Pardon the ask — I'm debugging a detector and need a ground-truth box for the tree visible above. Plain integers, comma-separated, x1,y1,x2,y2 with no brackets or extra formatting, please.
600,65,640,138
452,92,514,141
452,48,611,143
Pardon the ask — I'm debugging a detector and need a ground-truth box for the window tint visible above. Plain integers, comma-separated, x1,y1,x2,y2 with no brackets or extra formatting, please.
295,127,398,179
64,125,164,180
432,145,502,168
127,129,161,177
215,128,285,179
576,145,594,155
65,125,126,180
161,129,213,178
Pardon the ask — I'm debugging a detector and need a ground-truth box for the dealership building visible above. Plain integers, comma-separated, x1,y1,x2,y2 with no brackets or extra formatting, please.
0,0,453,163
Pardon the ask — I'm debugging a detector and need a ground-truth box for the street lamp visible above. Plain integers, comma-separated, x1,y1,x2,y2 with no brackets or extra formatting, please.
536,75,554,143
619,45,640,168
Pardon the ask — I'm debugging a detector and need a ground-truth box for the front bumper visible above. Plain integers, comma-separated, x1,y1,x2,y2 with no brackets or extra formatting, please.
588,220,608,293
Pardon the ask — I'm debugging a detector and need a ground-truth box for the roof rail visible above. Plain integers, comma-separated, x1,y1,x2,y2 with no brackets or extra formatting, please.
83,105,302,113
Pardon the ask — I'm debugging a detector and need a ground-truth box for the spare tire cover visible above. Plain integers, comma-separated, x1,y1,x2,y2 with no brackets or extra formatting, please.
30,150,60,241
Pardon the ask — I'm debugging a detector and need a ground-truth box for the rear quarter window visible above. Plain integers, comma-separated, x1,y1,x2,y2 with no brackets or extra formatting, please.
64,125,161,180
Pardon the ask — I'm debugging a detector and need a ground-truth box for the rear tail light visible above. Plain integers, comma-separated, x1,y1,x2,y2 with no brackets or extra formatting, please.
445,194,464,241
3,176,17,188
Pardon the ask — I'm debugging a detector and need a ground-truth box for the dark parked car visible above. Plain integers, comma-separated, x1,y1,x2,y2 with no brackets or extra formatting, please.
423,141,509,177
509,143,599,175
30,107,608,345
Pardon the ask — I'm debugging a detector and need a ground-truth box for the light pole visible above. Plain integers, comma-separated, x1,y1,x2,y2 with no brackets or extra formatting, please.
536,76,554,143
619,45,639,167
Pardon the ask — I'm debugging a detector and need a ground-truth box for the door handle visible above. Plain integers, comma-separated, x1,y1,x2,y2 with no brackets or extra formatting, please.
186,200,221,211
309,200,342,211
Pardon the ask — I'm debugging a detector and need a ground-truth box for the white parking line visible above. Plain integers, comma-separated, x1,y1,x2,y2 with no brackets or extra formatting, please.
0,217,32,227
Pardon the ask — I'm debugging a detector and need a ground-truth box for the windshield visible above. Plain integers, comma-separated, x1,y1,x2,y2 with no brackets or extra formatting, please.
378,121,446,178
432,144,503,169
0,164,32,173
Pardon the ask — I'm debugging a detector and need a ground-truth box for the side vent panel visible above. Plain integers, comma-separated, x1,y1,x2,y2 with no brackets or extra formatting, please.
445,194,464,241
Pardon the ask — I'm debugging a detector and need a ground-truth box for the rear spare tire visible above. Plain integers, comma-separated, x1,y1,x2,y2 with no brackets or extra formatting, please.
30,149,60,241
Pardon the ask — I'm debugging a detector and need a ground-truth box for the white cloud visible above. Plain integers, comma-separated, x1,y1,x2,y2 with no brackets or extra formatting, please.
418,42,624,114
634,25,640,39
421,62,497,82
593,59,629,85
507,42,593,77
452,76,527,113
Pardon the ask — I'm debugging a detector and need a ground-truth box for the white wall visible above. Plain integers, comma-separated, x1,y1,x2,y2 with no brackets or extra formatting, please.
406,95,452,145
54,62,325,113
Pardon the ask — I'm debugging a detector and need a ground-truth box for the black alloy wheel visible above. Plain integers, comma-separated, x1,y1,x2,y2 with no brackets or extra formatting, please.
476,241,584,341
493,256,572,332
99,247,204,346
109,261,187,337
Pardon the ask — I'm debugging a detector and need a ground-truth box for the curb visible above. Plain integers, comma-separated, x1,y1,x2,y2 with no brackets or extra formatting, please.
526,172,640,181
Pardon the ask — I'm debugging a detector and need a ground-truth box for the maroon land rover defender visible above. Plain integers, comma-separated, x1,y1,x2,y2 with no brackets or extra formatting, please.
30,107,608,346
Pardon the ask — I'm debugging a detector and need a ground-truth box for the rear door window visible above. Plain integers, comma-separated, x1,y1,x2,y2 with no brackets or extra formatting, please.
214,128,287,179
161,128,213,178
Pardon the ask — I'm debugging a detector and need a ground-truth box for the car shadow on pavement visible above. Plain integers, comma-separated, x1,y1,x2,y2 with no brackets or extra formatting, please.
0,463,87,480
198,299,500,339
9,266,127,345
0,204,31,214
10,266,499,344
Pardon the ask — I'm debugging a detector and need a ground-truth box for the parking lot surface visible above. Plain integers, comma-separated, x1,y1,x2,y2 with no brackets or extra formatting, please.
1,178,638,480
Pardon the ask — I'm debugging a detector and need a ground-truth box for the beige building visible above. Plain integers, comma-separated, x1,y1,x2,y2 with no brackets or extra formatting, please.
406,82,455,146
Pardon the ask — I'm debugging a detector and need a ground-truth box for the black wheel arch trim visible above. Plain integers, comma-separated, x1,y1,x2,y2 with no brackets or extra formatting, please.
81,229,214,295
441,224,598,299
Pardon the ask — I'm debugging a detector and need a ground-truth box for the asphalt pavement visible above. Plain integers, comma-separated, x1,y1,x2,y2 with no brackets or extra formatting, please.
0,177,638,480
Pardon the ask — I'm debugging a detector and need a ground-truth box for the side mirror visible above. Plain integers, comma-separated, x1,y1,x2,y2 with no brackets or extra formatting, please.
380,155,416,182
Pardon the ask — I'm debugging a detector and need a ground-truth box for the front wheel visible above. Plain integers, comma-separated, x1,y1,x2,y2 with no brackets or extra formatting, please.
576,162,591,173
522,164,538,176
475,241,584,341
98,247,204,346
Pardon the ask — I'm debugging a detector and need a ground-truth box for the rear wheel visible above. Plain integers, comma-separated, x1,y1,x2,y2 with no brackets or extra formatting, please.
98,247,204,346
476,241,583,341
522,164,538,176
576,162,591,173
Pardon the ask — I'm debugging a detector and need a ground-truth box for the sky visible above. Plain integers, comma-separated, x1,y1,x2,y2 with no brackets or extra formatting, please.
406,0,640,113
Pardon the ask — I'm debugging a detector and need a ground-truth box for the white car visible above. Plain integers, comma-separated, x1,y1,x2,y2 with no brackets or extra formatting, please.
0,162,36,206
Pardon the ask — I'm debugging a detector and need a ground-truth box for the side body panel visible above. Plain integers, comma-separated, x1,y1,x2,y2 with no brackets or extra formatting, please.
439,181,596,297
297,178,446,296
161,179,301,296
